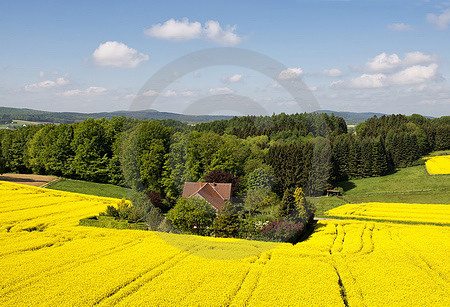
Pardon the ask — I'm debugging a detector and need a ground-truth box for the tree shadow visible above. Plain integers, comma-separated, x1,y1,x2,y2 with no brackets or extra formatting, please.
336,181,356,192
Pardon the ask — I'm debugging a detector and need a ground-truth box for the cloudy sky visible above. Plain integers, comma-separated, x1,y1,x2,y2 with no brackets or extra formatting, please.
0,0,449,117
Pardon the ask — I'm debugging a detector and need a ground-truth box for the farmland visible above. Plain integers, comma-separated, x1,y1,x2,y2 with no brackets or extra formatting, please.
46,178,132,199
0,181,449,306
425,154,450,175
310,163,450,217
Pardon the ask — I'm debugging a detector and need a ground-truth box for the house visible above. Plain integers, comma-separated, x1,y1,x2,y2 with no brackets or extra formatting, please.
182,182,232,211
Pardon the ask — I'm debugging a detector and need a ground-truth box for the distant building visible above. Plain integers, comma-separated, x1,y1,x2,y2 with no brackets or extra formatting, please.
182,182,232,211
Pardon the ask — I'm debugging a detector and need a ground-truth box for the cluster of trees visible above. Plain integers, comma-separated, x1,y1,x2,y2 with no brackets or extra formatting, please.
1,112,448,242
164,186,314,242
356,114,449,167
194,112,348,140
1,113,448,205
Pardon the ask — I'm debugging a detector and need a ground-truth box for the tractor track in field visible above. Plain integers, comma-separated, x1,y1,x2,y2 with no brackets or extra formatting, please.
227,251,272,306
94,245,202,306
329,223,367,307
0,199,81,214
391,231,449,286
0,238,144,299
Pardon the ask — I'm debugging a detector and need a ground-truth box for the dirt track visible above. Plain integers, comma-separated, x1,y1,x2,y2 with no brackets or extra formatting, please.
0,173,59,187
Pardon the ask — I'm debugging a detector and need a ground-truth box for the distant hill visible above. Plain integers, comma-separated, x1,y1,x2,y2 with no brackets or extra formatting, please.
0,107,234,125
313,110,387,125
0,106,434,127
314,110,435,125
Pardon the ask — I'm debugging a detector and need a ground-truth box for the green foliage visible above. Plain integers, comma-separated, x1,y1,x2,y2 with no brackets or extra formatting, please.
243,188,271,217
104,205,119,218
79,216,147,230
161,132,191,194
121,120,171,192
212,202,242,238
246,167,274,191
71,119,113,182
1,125,41,173
266,142,313,195
26,124,75,176
279,187,315,223
307,137,332,196
279,188,296,218
166,198,216,235
101,199,141,222
194,112,347,139
0,144,5,174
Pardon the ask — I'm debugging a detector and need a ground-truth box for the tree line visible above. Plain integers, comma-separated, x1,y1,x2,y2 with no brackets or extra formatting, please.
0,113,448,205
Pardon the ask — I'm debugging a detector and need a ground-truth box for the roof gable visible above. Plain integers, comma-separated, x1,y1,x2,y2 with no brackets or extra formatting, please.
182,182,232,211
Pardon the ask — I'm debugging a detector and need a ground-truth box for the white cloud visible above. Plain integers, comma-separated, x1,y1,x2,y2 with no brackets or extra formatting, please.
278,68,303,80
208,87,233,95
61,87,107,96
142,90,159,97
403,52,437,66
179,90,196,97
145,18,243,46
366,52,436,72
366,53,402,72
92,41,149,68
125,94,137,100
39,71,45,78
161,89,197,97
323,68,342,77
55,77,69,85
203,20,242,46
25,77,69,91
144,18,202,40
331,74,386,89
162,90,177,97
427,9,450,29
224,74,244,83
331,64,440,89
389,63,439,85
388,23,413,31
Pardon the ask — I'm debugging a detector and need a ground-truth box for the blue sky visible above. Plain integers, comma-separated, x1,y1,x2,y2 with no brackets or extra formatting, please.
0,0,449,116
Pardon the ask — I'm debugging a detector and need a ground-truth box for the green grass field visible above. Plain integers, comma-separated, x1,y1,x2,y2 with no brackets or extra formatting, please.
46,178,132,199
310,163,449,217
424,150,450,157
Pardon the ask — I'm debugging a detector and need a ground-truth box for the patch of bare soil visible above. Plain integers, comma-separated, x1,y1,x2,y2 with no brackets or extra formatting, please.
0,173,59,187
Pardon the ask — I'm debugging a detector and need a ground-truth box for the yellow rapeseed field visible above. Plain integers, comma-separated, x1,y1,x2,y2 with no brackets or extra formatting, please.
425,154,450,175
0,181,449,306
325,202,450,224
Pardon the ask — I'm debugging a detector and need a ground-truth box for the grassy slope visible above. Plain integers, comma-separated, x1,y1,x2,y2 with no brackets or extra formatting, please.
46,178,132,199
424,150,450,157
310,164,450,217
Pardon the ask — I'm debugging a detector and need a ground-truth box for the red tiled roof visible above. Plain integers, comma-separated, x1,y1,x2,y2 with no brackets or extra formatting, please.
182,182,232,211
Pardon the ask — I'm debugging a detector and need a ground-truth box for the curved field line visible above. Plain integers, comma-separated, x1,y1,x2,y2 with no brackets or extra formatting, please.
0,239,143,298
361,223,375,255
228,251,273,306
0,199,82,214
391,232,448,286
329,223,366,306
0,237,72,258
95,245,202,306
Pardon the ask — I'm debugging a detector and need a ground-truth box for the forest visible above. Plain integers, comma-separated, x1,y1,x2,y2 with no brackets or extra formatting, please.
0,112,448,241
